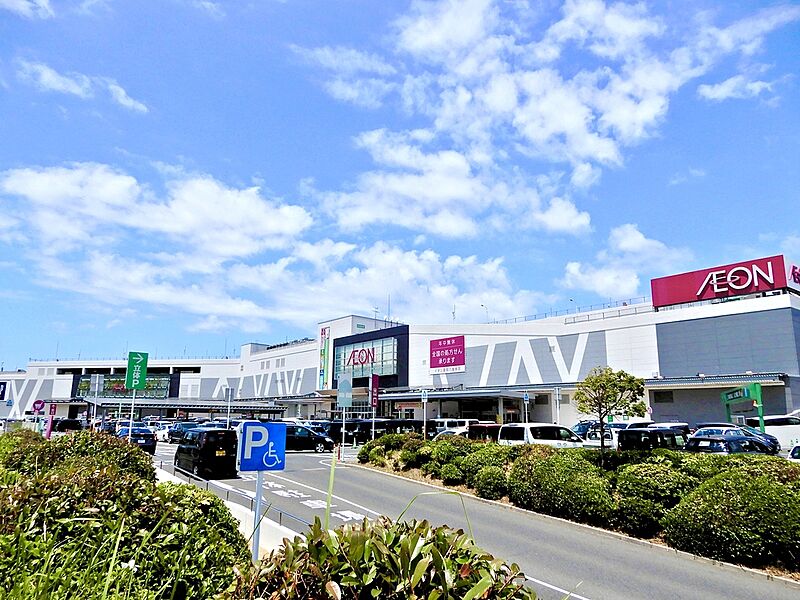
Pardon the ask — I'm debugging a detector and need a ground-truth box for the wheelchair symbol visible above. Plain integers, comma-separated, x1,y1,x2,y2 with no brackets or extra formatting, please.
262,442,282,468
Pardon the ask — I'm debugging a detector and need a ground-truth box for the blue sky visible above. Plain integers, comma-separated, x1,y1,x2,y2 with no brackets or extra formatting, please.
1,0,799,369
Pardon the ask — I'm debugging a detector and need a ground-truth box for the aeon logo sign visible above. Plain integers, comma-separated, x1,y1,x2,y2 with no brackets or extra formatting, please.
346,347,375,366
651,255,790,309
696,262,775,297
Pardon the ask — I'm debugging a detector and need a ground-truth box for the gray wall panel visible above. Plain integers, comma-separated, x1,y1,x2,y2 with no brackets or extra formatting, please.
487,342,515,385
558,334,579,371
200,378,220,399
657,309,800,377
531,338,560,382
444,345,487,387
300,368,317,394
579,332,607,378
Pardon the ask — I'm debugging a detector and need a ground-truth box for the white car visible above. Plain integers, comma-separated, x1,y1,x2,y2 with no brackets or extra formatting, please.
788,445,800,463
154,424,171,442
497,423,583,448
584,428,619,450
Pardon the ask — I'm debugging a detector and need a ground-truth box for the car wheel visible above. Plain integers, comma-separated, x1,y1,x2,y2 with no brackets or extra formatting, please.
315,442,325,453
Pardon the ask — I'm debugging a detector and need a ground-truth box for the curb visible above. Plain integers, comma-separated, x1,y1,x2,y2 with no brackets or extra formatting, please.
349,461,800,591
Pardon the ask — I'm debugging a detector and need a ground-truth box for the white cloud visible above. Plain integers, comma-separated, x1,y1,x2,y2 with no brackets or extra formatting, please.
0,0,53,19
17,60,92,97
560,223,692,298
395,0,498,60
0,162,312,260
669,167,706,186
190,1,224,18
697,74,773,102
532,197,591,235
291,45,396,76
16,60,148,113
324,78,395,109
104,79,149,113
781,235,800,257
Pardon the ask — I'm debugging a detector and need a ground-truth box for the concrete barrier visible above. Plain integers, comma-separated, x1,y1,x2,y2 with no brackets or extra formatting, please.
155,467,301,559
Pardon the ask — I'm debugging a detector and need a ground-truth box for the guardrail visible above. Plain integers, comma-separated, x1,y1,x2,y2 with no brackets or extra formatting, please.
156,460,310,530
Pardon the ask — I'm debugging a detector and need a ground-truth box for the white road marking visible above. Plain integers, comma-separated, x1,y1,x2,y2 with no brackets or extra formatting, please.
525,576,590,600
265,472,380,516
301,499,333,509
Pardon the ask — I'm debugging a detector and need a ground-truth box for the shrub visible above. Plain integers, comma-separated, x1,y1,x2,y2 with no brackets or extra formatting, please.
420,460,440,478
474,466,507,500
612,496,663,538
721,454,800,484
3,430,155,483
368,447,386,467
376,433,410,451
245,516,535,599
0,430,43,466
460,444,510,487
673,452,726,481
508,451,613,525
662,470,800,569
616,462,699,510
357,440,377,463
430,436,474,464
439,463,464,486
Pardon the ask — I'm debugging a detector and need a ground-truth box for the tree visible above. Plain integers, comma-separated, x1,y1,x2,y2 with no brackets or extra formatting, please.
574,367,646,465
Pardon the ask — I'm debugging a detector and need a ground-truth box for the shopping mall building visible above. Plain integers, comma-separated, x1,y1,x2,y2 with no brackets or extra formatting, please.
2,254,799,427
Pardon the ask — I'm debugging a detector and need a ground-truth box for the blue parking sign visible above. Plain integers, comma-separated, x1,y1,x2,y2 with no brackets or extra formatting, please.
239,422,286,471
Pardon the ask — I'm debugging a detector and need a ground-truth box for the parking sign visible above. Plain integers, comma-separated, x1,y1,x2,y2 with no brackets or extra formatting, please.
238,422,287,472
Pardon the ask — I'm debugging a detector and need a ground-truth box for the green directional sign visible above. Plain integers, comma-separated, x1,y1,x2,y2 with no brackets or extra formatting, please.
125,352,149,390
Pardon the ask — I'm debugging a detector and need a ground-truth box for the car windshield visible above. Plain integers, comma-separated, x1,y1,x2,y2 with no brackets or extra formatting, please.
694,428,727,436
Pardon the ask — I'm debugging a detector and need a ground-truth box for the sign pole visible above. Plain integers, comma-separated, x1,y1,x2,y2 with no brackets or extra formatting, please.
129,388,135,441
226,387,233,429
341,406,346,457
252,470,264,563
421,390,428,439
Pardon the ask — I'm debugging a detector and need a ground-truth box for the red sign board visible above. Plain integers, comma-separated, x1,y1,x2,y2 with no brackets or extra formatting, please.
49,403,57,416
370,374,379,408
429,335,466,374
346,347,375,367
651,255,788,309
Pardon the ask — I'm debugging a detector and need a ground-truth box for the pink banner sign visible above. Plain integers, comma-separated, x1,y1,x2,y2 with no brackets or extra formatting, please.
651,255,788,309
430,335,466,374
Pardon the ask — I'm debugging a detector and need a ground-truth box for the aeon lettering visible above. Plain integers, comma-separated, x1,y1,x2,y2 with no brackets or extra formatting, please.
791,265,800,285
346,347,375,366
696,262,775,297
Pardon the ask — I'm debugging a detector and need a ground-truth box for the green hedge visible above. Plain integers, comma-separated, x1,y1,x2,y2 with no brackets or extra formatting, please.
245,517,535,599
460,444,510,487
474,466,507,500
508,451,613,526
0,432,249,599
662,470,800,569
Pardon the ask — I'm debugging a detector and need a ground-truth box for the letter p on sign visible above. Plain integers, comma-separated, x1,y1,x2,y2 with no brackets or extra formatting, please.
239,422,287,472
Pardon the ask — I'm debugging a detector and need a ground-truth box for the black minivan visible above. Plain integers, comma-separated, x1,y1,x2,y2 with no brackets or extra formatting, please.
174,428,238,478
286,424,334,452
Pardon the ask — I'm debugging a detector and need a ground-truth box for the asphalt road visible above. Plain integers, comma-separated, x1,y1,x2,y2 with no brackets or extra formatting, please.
153,444,799,600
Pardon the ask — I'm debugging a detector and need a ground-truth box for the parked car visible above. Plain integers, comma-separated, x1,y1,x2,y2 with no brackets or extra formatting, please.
53,418,84,433
569,420,599,439
433,428,468,441
174,428,238,478
616,427,685,451
692,426,780,455
432,418,480,434
497,423,583,448
744,415,800,451
154,424,171,442
648,422,691,437
117,427,157,454
285,424,334,453
683,435,773,455
788,445,800,463
168,421,200,443
695,422,780,453
584,428,619,450
467,422,502,442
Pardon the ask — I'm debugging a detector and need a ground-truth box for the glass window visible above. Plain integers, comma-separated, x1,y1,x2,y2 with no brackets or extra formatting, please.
558,428,573,440
501,426,525,441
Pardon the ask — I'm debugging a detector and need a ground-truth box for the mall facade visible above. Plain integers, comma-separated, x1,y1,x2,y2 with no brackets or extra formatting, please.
2,254,800,427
